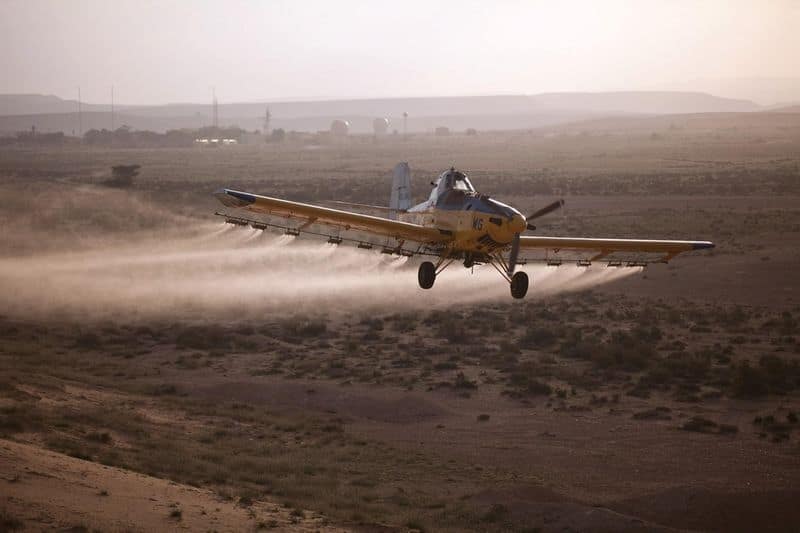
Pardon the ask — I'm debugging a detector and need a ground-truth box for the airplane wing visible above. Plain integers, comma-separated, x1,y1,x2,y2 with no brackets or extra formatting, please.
214,188,451,246
518,235,714,264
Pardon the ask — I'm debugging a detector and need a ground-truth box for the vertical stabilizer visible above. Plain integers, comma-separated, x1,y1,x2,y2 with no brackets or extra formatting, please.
389,162,412,219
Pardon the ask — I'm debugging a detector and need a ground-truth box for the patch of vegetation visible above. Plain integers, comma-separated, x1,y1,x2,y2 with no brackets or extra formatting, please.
731,356,800,397
519,327,559,349
632,407,672,420
680,416,737,436
85,431,113,444
505,370,552,398
481,503,509,523
753,413,797,442
175,325,231,351
0,509,23,531
454,372,477,390
0,403,42,435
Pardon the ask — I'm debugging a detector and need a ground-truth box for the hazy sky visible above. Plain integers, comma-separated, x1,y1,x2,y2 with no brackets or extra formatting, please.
2,0,798,104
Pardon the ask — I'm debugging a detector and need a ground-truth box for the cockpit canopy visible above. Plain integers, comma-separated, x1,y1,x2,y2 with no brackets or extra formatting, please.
427,168,476,206
423,167,519,219
430,168,475,208
438,168,475,193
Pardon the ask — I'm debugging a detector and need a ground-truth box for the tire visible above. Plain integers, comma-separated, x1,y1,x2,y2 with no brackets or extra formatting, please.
510,271,529,299
418,261,436,289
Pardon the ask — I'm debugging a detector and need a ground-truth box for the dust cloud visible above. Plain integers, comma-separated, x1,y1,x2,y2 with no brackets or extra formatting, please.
0,223,641,321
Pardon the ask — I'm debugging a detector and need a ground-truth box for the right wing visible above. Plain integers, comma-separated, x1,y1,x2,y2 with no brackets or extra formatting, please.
214,188,451,245
518,235,714,264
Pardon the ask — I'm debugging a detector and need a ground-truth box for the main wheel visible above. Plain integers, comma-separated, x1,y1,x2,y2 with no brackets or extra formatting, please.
418,261,436,289
510,271,529,299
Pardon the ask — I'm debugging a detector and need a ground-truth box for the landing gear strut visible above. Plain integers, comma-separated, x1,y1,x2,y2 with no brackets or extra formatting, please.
486,252,531,299
418,253,456,290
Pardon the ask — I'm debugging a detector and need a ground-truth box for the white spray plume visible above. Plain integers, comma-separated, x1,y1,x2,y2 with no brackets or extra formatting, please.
0,224,641,321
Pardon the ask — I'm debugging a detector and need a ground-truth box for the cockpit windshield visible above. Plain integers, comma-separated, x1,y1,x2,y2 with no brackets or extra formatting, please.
452,176,472,191
440,169,475,192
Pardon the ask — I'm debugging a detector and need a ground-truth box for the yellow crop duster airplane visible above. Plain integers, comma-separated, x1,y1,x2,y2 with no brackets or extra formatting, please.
215,163,714,298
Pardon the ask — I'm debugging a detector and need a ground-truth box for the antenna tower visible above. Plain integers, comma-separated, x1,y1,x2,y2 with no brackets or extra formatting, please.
77,87,83,138
212,88,219,129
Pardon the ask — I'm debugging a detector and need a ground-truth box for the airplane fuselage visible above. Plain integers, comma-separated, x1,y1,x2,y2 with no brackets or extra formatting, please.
398,169,526,257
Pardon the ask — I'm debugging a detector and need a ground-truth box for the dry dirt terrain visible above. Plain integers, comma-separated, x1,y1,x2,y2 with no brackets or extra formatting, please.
1,112,800,532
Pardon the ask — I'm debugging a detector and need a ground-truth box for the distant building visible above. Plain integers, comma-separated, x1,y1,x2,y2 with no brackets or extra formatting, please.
194,138,238,147
330,119,350,136
435,126,451,136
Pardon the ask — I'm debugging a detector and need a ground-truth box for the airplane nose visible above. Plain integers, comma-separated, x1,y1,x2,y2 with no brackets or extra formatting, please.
510,213,527,234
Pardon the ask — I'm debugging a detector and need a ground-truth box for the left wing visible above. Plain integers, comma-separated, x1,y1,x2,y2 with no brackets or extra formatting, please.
519,236,714,263
215,188,451,245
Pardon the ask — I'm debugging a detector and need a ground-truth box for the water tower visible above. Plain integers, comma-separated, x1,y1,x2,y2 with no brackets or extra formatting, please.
372,117,390,136
330,119,350,137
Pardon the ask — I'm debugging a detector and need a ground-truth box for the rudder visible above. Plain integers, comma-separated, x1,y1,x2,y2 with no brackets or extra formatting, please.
389,162,412,220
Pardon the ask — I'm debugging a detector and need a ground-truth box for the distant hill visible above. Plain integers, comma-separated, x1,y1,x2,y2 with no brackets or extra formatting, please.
765,104,800,113
0,94,109,115
529,91,758,114
0,91,763,135
539,110,800,136
653,77,800,106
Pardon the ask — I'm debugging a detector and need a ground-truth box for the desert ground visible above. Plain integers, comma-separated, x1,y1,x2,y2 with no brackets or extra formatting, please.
1,112,800,532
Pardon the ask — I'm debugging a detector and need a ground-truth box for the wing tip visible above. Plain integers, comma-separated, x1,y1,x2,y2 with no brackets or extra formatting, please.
692,241,715,250
214,188,256,207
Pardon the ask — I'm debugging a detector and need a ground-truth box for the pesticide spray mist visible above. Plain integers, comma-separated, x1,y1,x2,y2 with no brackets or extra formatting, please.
0,223,641,321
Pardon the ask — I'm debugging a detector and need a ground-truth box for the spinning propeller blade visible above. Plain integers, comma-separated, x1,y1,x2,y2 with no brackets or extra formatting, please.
525,199,564,231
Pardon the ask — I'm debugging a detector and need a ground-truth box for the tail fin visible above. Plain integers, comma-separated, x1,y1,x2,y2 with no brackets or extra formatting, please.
389,162,412,220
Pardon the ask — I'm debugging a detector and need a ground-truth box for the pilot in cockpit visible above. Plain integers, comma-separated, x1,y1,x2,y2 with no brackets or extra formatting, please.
433,168,475,207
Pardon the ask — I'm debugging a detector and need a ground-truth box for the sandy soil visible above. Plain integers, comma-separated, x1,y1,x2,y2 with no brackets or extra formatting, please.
0,438,342,532
190,376,800,532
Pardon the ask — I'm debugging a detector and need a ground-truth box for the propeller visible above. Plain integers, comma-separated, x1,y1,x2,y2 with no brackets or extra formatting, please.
526,198,564,231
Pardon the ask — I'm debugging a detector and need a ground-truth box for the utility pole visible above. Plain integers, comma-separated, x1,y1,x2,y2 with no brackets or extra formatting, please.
77,87,82,138
212,87,218,129
263,106,271,135
403,111,408,141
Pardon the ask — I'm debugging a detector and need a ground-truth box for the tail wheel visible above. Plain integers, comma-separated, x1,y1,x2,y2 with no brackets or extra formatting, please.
510,271,529,299
418,261,436,289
